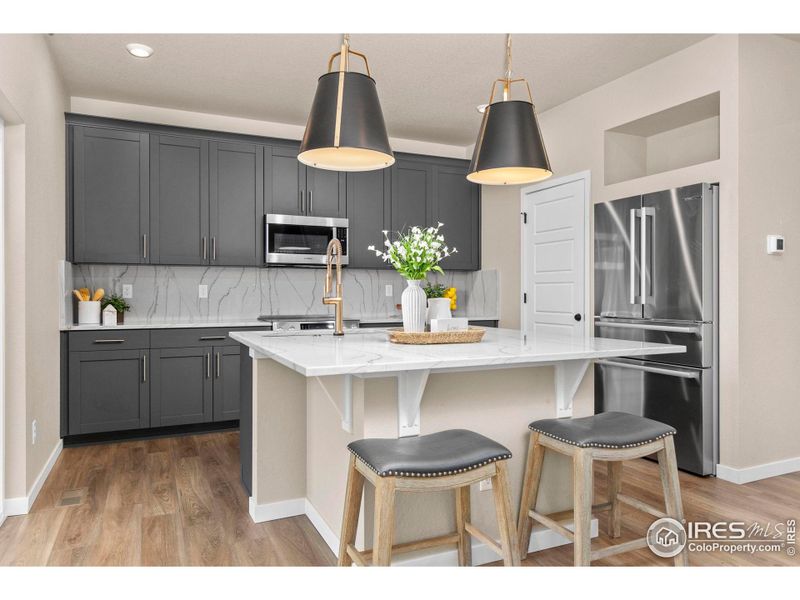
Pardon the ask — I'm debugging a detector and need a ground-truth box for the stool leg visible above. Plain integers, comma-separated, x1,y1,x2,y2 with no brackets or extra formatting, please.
372,477,396,566
517,432,545,560
572,449,593,566
657,436,689,567
491,461,520,566
338,455,365,566
607,461,622,539
455,486,472,566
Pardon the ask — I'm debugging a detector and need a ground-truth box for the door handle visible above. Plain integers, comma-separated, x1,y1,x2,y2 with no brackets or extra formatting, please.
640,207,654,302
629,208,637,304
574,314,582,322
594,319,702,335
202,236,207,260
215,352,221,378
142,353,147,383
309,190,313,213
206,353,211,379
595,359,700,381
211,237,217,261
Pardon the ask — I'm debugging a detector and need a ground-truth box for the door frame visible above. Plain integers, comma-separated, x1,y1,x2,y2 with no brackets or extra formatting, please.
520,170,592,335
0,116,5,527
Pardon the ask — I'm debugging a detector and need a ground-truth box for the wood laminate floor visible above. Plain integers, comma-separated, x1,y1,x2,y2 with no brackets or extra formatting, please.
0,431,797,566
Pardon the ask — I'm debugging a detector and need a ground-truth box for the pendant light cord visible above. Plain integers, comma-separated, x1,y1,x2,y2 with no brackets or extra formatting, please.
505,33,513,81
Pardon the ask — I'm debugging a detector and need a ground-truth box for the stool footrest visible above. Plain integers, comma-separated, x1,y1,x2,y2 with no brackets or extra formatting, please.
590,537,649,561
349,533,461,565
464,523,503,558
617,493,666,519
529,510,575,541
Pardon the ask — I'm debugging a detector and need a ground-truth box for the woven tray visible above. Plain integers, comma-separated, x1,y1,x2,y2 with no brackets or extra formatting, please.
387,326,485,345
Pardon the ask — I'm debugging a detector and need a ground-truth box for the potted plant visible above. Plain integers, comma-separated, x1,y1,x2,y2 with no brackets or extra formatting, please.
369,223,456,332
424,283,452,322
101,294,131,324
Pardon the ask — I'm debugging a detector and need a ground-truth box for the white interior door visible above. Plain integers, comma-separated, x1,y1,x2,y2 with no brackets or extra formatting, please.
522,173,588,337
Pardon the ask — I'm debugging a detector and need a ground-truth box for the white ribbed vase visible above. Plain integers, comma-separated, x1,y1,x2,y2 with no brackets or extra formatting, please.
401,279,427,333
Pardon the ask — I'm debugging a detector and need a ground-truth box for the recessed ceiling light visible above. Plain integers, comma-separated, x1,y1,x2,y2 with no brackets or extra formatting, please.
126,43,154,59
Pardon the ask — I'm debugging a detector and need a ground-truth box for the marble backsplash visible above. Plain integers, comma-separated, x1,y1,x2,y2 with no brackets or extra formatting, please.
62,262,499,326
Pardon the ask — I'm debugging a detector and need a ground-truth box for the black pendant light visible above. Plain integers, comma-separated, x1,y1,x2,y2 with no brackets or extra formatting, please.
468,34,552,185
299,34,394,172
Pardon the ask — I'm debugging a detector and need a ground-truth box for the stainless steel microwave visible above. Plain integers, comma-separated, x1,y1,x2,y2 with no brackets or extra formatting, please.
265,214,349,266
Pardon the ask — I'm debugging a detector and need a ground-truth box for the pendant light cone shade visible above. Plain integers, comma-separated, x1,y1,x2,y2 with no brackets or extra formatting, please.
298,70,394,172
467,100,552,185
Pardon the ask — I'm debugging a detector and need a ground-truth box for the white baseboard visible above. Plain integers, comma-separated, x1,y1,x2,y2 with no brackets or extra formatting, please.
3,439,63,517
248,496,306,523
0,510,5,529
716,455,800,485
292,497,597,566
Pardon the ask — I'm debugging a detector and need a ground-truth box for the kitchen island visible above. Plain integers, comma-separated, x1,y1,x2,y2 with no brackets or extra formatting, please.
230,327,684,565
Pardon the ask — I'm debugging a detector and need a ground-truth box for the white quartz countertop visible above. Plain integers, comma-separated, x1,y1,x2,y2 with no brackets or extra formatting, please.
229,327,685,377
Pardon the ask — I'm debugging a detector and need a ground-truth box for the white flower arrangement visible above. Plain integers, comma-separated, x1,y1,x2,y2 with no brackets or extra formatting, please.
368,223,457,281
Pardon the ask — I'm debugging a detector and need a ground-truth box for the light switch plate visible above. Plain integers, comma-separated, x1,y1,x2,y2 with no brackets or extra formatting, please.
385,284,393,297
198,284,208,299
122,284,133,299
479,478,492,492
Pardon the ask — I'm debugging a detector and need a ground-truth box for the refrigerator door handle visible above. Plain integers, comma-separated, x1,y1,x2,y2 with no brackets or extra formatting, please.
596,358,700,381
629,208,638,305
641,207,655,303
594,319,702,335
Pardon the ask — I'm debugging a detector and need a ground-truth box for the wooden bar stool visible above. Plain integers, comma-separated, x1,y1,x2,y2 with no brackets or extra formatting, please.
517,412,688,566
338,429,520,566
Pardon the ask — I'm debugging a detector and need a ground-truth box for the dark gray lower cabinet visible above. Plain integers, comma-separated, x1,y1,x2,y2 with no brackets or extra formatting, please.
213,345,241,421
150,347,213,427
68,349,149,434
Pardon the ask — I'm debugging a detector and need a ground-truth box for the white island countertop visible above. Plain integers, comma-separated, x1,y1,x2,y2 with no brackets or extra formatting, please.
230,327,685,377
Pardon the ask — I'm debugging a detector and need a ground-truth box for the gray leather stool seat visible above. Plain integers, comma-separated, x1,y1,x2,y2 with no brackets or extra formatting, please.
347,429,512,477
529,411,676,449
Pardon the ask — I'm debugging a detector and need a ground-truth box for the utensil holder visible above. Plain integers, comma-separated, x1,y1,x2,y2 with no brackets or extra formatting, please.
78,301,101,325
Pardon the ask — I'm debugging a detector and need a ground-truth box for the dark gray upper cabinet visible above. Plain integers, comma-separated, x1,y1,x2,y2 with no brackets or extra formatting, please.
150,347,213,427
210,141,264,266
149,135,209,265
68,349,149,435
72,126,149,263
266,143,345,218
431,164,481,271
347,169,391,268
391,158,433,232
213,345,241,422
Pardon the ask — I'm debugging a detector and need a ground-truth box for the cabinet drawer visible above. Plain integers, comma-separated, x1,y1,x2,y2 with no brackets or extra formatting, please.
150,326,269,348
68,329,150,351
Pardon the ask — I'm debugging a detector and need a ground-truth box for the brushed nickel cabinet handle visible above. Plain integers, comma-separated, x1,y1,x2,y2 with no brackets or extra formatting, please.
212,236,217,261
206,353,211,379
215,352,220,378
202,236,207,260
94,339,125,344
299,190,304,213
142,354,147,383
199,336,226,341
309,190,313,213
143,234,148,259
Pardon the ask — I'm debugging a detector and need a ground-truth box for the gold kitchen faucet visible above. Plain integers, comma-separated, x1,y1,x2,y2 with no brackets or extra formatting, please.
323,238,344,336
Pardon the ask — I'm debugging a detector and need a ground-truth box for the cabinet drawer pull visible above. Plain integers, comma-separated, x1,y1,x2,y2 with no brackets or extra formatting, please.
143,234,148,259
215,352,220,378
206,353,211,379
212,236,217,261
199,336,226,341
94,339,126,344
202,236,208,260
299,190,304,213
142,354,147,383
309,190,313,213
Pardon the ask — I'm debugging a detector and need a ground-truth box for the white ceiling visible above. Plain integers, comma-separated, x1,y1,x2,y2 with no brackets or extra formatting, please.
47,33,708,146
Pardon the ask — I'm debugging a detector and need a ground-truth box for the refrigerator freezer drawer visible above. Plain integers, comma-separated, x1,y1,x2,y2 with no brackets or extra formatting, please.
594,358,716,475
594,318,713,367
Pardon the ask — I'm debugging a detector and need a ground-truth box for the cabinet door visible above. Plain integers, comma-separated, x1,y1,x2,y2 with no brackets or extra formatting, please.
150,135,209,265
212,345,241,422
306,166,345,217
72,126,149,263
391,159,432,232
268,144,304,215
150,347,213,427
209,141,264,266
432,165,481,270
347,169,391,268
68,349,149,434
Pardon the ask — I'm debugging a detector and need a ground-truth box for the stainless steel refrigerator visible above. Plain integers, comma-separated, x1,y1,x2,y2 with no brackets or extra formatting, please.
594,182,718,475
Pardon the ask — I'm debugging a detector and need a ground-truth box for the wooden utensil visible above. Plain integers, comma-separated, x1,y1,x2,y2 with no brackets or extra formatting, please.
92,288,105,301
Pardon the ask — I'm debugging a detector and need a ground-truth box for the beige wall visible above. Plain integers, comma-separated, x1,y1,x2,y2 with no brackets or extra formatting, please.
481,34,749,468
735,35,800,468
0,34,67,498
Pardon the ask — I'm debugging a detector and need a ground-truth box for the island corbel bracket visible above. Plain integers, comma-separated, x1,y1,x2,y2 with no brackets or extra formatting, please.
313,374,354,433
397,369,431,437
554,360,591,417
